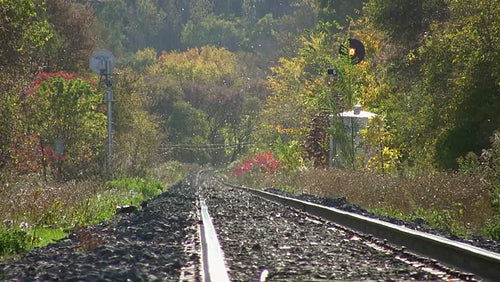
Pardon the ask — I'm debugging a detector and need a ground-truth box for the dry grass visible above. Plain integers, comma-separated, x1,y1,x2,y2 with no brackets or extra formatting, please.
0,175,103,229
234,168,494,236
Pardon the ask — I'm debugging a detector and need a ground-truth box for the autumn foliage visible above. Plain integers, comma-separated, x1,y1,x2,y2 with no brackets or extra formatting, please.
5,71,106,179
233,151,281,177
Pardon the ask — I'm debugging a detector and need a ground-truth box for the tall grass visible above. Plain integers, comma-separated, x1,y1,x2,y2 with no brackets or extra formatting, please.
299,169,493,235
231,168,495,238
0,176,101,257
0,161,188,257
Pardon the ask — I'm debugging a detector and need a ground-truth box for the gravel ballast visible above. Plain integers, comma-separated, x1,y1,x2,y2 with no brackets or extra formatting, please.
201,177,476,281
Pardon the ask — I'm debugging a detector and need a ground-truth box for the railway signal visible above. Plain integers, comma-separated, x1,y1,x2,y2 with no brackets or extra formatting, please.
339,38,365,65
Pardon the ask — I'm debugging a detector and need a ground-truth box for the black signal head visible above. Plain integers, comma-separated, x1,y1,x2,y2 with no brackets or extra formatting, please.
339,39,365,65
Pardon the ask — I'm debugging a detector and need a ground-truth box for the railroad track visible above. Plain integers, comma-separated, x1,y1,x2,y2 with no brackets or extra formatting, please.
194,171,500,281
1,171,498,281
222,182,500,280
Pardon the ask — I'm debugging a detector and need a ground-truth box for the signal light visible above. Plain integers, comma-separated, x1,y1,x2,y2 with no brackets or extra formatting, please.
339,39,365,65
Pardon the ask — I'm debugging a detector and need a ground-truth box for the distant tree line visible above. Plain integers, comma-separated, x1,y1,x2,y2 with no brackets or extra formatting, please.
2,0,497,182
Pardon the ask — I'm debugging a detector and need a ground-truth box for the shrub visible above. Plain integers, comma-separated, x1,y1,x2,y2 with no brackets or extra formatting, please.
458,131,500,239
233,151,281,177
0,228,30,256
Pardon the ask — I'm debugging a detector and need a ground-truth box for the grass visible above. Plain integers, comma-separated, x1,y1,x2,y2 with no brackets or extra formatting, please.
30,228,67,247
230,168,496,239
0,161,188,258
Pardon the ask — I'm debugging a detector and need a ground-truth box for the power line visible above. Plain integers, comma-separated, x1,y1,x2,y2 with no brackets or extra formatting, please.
161,142,252,150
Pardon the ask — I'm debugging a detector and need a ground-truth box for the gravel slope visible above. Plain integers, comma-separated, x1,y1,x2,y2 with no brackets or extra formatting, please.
265,188,500,254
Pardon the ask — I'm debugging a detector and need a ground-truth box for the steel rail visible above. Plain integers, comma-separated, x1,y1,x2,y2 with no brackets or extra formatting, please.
199,199,231,282
194,171,231,282
221,180,500,281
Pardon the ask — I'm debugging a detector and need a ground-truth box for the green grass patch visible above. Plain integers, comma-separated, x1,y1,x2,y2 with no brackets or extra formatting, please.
106,177,165,201
78,177,166,226
30,228,67,248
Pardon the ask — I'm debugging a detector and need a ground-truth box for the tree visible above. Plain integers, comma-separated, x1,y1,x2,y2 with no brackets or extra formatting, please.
0,0,51,179
315,0,365,29
423,0,500,169
126,0,166,51
38,0,98,73
364,0,447,45
93,0,166,53
112,69,162,176
149,46,238,84
165,100,211,163
0,0,52,69
17,72,106,179
181,15,245,51
93,0,128,53
146,46,258,164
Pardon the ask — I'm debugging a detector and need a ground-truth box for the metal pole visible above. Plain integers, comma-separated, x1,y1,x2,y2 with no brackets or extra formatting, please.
89,50,115,176
351,116,355,169
106,86,113,173
105,60,113,174
329,115,333,167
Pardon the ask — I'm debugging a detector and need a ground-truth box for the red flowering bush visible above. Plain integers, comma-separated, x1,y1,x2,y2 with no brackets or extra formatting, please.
233,151,281,177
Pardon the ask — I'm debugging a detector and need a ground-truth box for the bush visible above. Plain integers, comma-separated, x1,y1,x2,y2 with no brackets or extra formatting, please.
486,215,500,240
458,131,500,239
233,151,281,177
0,228,30,256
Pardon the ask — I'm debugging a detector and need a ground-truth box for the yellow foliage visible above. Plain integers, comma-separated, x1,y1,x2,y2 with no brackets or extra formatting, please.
149,46,237,83
360,116,401,173
136,47,157,62
276,124,304,136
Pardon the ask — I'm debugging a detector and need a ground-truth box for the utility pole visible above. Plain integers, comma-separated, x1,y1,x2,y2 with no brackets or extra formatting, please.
90,50,116,176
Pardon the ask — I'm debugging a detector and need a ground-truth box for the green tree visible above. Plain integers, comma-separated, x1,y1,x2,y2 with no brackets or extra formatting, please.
364,0,447,44
181,15,245,51
0,0,53,179
94,0,166,53
38,0,98,73
17,72,106,178
113,69,162,176
423,0,500,169
146,46,264,164
0,0,52,68
315,0,365,27
93,0,128,53
126,0,166,51
165,100,211,163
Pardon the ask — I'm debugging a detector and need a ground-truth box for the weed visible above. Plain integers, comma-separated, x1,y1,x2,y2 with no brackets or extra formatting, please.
0,163,186,258
106,177,165,203
0,228,30,256
75,227,103,251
